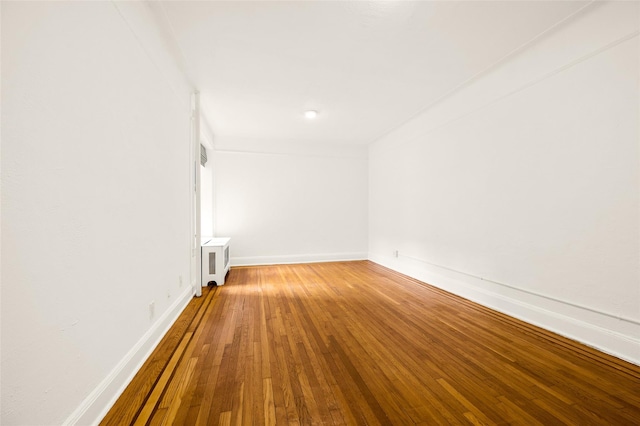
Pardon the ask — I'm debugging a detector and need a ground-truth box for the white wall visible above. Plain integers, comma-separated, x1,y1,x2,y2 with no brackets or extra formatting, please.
1,2,195,424
200,127,216,239
369,1,640,364
214,141,368,265
201,160,214,237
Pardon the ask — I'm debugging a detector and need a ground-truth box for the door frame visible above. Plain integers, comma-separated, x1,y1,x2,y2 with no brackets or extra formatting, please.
190,92,202,297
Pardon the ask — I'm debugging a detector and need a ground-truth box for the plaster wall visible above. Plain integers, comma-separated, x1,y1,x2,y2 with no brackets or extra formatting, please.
1,2,195,423
214,142,368,265
369,1,640,364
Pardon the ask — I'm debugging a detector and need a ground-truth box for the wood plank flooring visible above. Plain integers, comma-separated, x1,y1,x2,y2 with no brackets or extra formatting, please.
102,261,640,425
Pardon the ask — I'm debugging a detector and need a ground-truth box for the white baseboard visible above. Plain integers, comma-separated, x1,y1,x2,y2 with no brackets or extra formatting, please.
369,253,640,366
232,252,368,267
62,286,195,426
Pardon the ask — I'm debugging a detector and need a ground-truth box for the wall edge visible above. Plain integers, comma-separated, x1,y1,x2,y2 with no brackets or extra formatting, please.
62,286,195,426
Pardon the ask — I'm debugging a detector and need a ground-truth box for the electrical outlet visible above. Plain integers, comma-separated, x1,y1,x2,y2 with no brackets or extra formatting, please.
393,250,399,258
179,275,183,287
149,301,155,319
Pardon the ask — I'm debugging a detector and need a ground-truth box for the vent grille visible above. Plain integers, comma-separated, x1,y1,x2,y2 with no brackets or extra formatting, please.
200,144,208,166
208,252,216,274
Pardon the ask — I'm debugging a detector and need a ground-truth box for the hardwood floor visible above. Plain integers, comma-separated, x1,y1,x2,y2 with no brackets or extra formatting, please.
102,261,640,425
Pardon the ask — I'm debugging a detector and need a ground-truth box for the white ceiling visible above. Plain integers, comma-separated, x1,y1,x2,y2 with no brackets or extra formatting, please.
158,0,589,147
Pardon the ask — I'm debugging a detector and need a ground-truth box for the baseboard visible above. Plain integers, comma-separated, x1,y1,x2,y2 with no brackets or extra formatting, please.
232,252,368,267
62,286,195,426
369,253,640,366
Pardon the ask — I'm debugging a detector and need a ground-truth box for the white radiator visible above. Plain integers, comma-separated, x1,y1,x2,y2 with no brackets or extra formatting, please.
201,237,231,286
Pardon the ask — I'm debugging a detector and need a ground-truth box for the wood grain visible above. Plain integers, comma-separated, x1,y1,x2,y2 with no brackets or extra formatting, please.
102,261,640,425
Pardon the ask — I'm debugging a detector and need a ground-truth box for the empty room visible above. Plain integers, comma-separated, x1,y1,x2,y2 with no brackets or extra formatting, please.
1,0,639,425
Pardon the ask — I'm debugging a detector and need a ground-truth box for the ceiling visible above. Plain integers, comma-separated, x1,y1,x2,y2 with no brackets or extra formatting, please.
158,0,590,147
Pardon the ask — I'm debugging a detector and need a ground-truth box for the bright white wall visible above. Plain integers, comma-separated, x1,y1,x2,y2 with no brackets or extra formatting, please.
214,142,368,265
200,137,215,237
201,161,214,237
369,1,640,364
1,2,195,424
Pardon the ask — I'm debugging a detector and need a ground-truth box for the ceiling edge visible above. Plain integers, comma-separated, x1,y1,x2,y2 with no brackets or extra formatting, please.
366,0,598,147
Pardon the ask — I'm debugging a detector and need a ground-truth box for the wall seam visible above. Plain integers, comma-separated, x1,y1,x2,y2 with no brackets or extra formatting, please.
110,1,191,108
367,0,598,146
398,30,640,147
214,148,368,160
